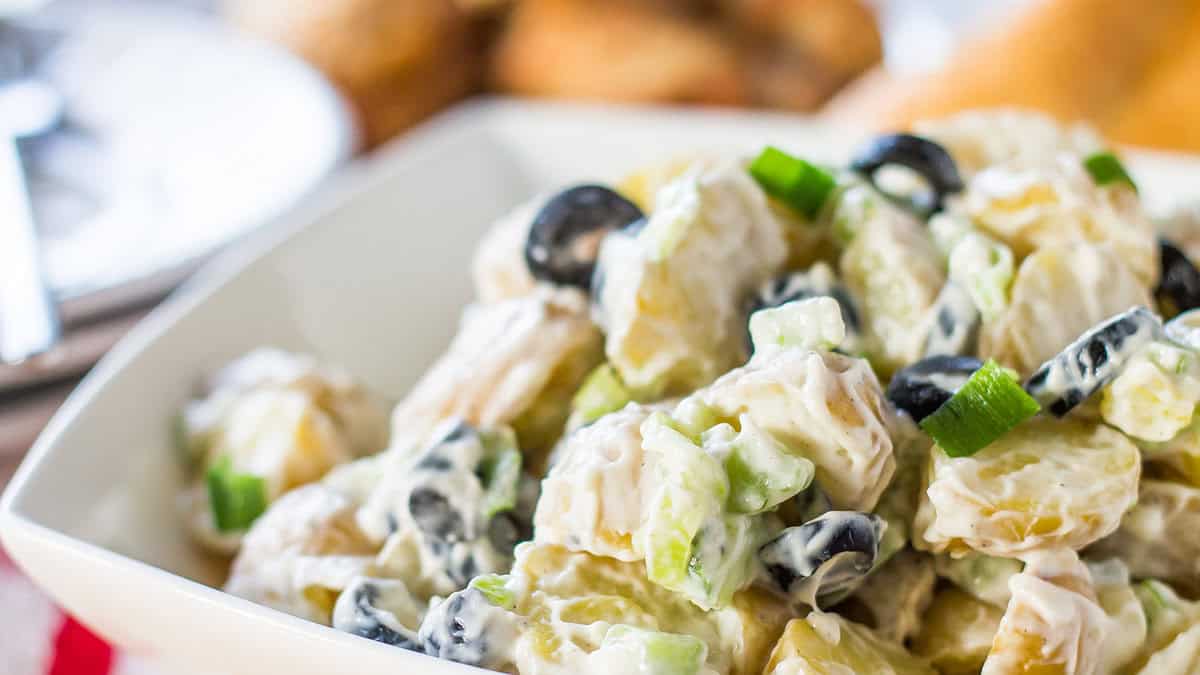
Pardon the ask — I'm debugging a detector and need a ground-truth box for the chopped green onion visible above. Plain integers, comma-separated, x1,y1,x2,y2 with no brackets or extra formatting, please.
478,430,523,519
601,625,707,675
1083,152,1137,192
919,360,1040,457
571,363,632,424
206,455,268,532
749,146,836,218
469,574,516,610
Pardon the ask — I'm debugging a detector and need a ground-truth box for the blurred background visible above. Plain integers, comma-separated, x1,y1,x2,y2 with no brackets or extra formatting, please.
1,0,1200,671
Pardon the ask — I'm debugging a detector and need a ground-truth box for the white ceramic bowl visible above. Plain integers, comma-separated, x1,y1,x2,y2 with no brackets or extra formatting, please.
2,100,1197,675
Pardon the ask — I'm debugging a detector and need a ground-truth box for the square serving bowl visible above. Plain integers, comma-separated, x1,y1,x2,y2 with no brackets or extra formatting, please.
2,99,1196,675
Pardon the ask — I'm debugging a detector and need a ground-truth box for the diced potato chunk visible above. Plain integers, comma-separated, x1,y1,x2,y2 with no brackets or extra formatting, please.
915,418,1140,556
982,550,1107,675
914,587,1003,675
764,612,936,675
979,243,1152,376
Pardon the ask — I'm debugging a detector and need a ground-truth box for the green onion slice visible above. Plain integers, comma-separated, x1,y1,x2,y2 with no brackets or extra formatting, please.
919,359,1040,457
479,430,523,519
206,455,268,532
749,146,836,219
1083,152,1137,192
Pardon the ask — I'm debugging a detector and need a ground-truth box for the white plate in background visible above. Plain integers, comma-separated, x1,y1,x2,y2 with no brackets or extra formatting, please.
21,1,355,319
0,100,1194,675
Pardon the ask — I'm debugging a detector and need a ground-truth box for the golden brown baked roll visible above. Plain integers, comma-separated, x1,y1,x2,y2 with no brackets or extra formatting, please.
878,0,1200,126
488,0,748,105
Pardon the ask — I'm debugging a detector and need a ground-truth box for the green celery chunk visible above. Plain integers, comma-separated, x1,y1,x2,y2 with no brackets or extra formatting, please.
640,413,728,601
721,419,815,514
919,360,1040,457
206,455,268,532
748,297,846,355
749,146,836,218
1083,151,1138,192
571,363,632,424
602,625,707,675
479,430,523,519
469,574,516,610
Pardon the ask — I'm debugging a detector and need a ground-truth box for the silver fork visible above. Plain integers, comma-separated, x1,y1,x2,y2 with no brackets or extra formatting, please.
0,21,63,364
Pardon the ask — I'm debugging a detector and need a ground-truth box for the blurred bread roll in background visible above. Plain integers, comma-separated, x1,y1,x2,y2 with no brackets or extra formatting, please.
224,0,482,147
828,0,1200,153
225,0,881,147
489,0,747,105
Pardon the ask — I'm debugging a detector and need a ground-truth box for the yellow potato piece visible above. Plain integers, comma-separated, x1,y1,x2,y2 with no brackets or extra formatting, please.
915,417,1140,556
764,612,936,675
978,243,1152,376
1086,479,1200,597
981,550,1107,675
507,544,790,675
914,587,1004,675
839,209,945,375
961,156,1157,286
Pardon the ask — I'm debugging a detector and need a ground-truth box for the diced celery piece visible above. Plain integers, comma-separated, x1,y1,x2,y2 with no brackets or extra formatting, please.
479,429,523,519
640,413,729,599
949,234,1014,323
721,417,815,514
571,363,632,425
601,625,707,675
469,574,516,611
749,297,846,355
685,514,764,609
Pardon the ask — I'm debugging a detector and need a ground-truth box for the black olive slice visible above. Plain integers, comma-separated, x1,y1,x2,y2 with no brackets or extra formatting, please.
332,577,422,651
850,134,964,215
887,355,984,423
418,587,513,668
758,511,884,605
1156,238,1200,317
525,185,643,289
921,282,980,358
1024,306,1162,417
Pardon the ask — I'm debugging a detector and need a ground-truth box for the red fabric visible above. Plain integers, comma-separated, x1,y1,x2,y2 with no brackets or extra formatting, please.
47,617,114,675
2,545,115,675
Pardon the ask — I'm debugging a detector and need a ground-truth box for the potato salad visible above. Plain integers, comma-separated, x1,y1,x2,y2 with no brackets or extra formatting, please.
178,110,1200,674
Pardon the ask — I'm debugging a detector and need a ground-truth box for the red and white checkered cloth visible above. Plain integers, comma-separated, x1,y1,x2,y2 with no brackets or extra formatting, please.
0,546,160,675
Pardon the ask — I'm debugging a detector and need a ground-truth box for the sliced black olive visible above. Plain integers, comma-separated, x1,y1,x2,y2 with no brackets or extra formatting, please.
418,587,515,669
921,282,980,358
887,355,984,423
332,578,421,651
758,511,884,605
408,487,466,543
1156,238,1200,317
1025,306,1163,417
850,134,964,215
525,185,643,289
